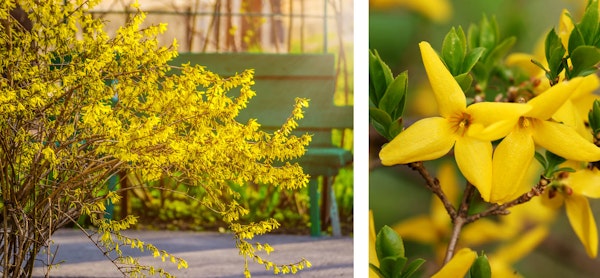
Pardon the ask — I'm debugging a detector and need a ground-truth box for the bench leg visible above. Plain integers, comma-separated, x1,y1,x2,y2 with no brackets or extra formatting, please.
309,178,321,237
328,178,341,237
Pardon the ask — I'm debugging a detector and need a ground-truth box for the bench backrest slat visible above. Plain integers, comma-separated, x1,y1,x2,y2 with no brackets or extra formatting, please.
168,53,353,146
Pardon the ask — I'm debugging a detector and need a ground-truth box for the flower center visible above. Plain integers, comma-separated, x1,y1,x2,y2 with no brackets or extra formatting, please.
518,117,531,128
451,112,472,136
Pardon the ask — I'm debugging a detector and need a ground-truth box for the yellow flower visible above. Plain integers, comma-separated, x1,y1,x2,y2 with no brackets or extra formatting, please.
488,225,549,277
543,165,600,258
379,41,530,201
369,210,380,277
370,0,452,23
431,248,477,278
488,76,600,203
554,73,600,141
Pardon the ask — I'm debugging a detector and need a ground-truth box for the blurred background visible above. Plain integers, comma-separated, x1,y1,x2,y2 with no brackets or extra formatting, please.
79,0,354,237
369,0,600,277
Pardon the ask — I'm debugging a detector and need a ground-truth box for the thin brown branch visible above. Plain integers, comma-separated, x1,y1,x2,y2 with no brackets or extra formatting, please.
458,182,475,217
443,216,465,265
407,162,457,219
465,175,550,224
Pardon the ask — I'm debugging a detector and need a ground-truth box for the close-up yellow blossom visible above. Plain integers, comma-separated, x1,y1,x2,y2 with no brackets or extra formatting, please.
489,77,600,203
380,41,530,201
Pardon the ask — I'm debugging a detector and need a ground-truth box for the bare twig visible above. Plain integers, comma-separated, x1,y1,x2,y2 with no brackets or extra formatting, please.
407,162,457,219
465,176,550,224
444,215,465,264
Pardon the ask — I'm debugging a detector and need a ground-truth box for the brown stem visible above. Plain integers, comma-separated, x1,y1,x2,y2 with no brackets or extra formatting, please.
465,175,550,224
444,216,465,264
443,182,475,264
408,162,457,219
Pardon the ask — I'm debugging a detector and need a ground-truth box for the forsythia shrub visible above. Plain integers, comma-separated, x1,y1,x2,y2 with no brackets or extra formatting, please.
0,0,311,277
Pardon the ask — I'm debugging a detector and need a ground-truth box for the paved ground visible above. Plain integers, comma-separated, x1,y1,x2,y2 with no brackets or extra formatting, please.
31,229,353,277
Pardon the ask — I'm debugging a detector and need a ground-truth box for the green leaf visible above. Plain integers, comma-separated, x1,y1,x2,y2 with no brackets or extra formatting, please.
588,99,600,134
369,264,389,278
578,0,599,45
469,254,491,278
479,15,496,52
467,23,481,51
442,27,467,75
534,151,547,169
486,37,516,66
454,72,473,93
544,151,568,177
379,71,408,120
370,107,393,140
400,258,425,278
369,49,394,105
568,25,586,55
376,225,405,260
388,118,403,140
462,47,485,73
380,256,407,278
546,151,567,167
569,45,600,78
555,167,576,173
545,29,567,81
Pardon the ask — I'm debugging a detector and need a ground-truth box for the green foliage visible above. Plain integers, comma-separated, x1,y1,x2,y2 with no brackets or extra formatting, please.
467,254,492,278
467,15,517,92
534,151,575,179
539,0,600,82
370,226,425,278
369,50,407,140
589,100,600,137
542,28,567,85
441,27,485,92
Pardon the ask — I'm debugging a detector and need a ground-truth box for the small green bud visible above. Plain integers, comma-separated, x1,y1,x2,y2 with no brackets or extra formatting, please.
588,99,600,137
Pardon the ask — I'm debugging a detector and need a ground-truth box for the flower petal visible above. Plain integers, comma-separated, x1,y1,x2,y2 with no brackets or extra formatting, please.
553,99,592,141
568,168,600,198
379,117,457,165
490,128,535,203
505,52,544,77
565,194,598,258
369,211,379,271
558,9,574,50
466,102,531,141
431,248,477,278
392,216,440,244
570,73,600,100
419,41,466,118
454,136,493,201
460,218,511,245
531,120,600,162
525,77,583,120
492,225,549,264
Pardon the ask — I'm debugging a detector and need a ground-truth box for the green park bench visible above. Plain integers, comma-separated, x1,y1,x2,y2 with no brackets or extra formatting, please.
167,53,353,237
